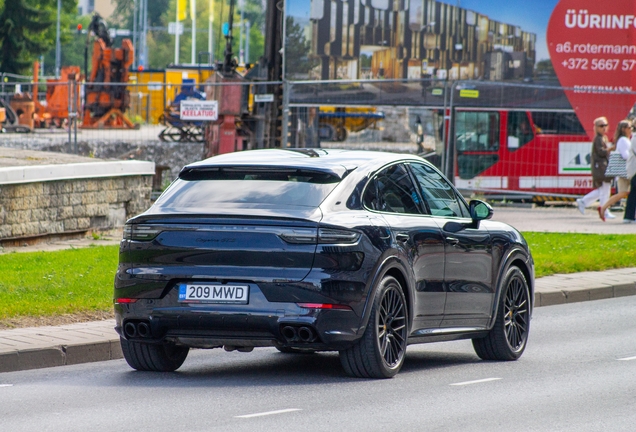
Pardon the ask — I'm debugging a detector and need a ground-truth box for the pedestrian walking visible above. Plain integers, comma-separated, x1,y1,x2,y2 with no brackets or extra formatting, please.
415,115,424,154
622,128,636,223
576,117,615,218
598,119,632,221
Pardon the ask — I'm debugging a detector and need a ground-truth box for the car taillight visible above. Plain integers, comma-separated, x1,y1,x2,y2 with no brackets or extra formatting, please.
279,228,360,244
297,303,352,310
123,224,162,241
114,298,138,304
318,228,360,244
278,228,317,244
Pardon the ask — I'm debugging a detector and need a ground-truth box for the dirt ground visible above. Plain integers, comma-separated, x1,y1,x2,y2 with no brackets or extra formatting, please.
0,310,114,330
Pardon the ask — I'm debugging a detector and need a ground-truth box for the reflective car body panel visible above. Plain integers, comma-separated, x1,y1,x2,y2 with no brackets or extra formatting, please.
379,212,446,329
438,218,493,328
114,149,534,353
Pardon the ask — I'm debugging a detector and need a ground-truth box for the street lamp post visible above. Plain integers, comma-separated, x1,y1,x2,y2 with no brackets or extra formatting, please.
55,0,61,77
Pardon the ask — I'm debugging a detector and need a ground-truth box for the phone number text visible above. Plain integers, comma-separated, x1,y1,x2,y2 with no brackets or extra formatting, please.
561,58,636,71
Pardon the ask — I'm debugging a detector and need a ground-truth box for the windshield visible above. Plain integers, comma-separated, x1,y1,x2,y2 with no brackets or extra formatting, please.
155,169,340,209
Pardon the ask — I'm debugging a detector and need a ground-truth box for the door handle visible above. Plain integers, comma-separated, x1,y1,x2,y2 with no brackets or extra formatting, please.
446,236,459,246
396,233,410,242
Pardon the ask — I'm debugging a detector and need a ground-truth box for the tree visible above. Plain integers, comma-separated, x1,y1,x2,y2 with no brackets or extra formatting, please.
284,16,318,79
535,59,555,77
0,0,54,74
111,0,170,29
41,14,93,77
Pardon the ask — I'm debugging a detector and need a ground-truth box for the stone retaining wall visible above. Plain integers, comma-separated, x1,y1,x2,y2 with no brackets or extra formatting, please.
0,160,154,243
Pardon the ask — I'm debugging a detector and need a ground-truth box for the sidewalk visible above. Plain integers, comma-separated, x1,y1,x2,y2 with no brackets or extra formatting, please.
1,267,635,374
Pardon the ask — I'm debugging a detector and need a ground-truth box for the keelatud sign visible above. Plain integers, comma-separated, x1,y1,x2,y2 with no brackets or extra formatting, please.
180,100,218,121
547,0,636,139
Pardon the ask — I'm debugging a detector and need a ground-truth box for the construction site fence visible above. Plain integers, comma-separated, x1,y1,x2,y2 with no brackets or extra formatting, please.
1,77,634,200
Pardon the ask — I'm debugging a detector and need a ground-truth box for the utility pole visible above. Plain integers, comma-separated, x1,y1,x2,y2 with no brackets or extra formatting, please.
139,0,148,68
133,0,138,68
208,0,213,63
191,0,197,64
245,21,250,64
175,1,180,64
55,0,61,77
239,0,244,64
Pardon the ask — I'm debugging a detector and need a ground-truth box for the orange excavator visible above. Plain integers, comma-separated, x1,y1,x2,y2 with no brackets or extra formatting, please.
81,13,137,129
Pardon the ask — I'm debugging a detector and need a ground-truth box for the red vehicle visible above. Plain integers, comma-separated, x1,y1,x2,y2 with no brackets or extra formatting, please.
450,108,593,202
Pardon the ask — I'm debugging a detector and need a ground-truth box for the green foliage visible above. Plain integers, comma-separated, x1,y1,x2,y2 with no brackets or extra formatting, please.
0,0,60,74
523,232,636,278
535,59,555,77
103,0,266,69
284,16,319,78
41,14,92,76
1,233,636,321
111,0,170,28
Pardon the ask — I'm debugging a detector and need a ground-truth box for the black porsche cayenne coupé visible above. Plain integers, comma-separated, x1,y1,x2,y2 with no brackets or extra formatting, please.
114,149,534,378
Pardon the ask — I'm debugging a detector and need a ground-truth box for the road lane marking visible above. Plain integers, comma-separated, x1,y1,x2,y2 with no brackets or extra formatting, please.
450,378,502,386
0,384,13,387
235,408,302,419
618,356,636,361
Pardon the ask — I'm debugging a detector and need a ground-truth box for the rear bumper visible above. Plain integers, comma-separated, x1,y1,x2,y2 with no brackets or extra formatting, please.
115,284,364,351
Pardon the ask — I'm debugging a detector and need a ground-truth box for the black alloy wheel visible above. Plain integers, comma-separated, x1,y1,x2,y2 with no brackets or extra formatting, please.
472,266,530,361
340,275,408,378
504,271,530,351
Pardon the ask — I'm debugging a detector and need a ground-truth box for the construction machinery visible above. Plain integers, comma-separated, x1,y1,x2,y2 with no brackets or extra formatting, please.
318,107,385,142
82,13,137,129
32,61,81,128
202,0,252,156
0,99,32,133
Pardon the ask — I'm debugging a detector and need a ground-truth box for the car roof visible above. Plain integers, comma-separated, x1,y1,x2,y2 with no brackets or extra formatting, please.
181,149,424,179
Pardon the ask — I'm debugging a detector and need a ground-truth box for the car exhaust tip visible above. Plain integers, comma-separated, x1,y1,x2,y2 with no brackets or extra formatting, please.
137,322,151,338
123,322,137,338
281,326,298,342
298,326,316,343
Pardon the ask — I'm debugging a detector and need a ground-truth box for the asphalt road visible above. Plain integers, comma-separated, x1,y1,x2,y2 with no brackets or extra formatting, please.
1,296,634,432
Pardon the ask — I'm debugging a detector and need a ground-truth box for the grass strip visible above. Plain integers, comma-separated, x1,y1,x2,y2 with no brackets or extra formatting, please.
523,232,636,278
0,245,118,320
0,232,635,320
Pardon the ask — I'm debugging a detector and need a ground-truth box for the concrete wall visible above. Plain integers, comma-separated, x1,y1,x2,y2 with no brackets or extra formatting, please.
0,161,154,243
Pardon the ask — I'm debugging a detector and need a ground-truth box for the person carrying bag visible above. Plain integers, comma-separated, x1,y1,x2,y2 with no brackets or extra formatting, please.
622,134,636,223
599,120,631,221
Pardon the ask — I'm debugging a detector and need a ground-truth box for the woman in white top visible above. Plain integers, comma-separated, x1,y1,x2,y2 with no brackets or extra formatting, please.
598,119,632,221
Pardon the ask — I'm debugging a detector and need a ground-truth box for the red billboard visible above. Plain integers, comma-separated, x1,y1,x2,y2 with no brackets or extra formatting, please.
548,1,636,138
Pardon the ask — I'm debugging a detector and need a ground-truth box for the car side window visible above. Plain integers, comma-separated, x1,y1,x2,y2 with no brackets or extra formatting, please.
363,164,423,215
409,163,469,218
507,111,534,151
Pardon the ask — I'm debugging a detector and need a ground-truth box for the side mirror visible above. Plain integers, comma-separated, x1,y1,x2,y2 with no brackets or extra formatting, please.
469,200,493,221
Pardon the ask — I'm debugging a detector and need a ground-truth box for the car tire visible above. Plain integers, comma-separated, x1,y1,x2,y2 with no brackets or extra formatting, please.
120,337,189,372
336,126,348,142
339,275,408,378
472,266,530,361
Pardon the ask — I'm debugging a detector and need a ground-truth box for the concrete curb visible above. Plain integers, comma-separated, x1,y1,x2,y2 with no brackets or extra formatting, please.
534,268,636,307
0,320,122,373
1,267,635,374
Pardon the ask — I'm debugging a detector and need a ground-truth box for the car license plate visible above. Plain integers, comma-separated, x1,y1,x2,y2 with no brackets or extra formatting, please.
178,283,249,303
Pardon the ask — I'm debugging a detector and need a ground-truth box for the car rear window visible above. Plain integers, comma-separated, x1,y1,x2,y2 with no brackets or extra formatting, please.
155,168,341,208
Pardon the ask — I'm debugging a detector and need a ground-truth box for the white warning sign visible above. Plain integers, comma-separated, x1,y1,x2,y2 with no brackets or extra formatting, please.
180,100,218,121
